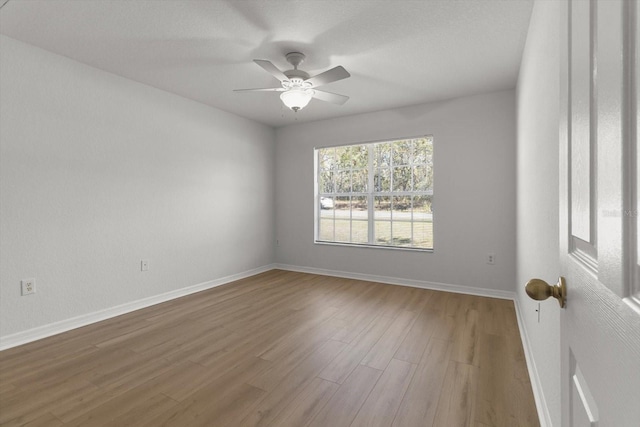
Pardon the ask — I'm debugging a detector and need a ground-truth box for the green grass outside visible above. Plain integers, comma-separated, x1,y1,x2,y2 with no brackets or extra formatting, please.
319,218,433,249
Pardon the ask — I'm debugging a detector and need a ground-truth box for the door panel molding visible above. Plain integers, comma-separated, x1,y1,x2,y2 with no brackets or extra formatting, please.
560,1,640,426
628,0,640,304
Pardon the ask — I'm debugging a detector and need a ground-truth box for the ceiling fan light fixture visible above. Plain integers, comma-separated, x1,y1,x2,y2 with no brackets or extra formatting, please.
236,53,350,111
280,88,314,112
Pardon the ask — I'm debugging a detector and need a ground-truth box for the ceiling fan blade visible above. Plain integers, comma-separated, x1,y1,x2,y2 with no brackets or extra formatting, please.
306,66,350,87
312,89,349,105
234,87,285,92
253,59,289,82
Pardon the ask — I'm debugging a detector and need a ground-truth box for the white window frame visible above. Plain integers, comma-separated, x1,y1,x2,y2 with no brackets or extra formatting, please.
314,136,434,251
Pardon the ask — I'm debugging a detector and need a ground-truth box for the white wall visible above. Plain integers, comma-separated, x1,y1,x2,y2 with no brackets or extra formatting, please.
0,36,275,339
516,1,561,425
275,90,517,292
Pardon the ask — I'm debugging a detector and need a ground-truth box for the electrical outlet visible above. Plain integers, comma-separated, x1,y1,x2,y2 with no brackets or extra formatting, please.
141,260,149,271
21,278,36,296
487,252,495,265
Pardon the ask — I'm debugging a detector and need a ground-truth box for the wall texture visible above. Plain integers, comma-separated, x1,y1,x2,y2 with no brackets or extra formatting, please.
516,1,561,425
0,36,276,339
275,90,517,292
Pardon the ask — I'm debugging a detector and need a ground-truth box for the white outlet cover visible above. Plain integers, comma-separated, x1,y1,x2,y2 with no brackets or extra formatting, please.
21,278,36,295
487,253,496,265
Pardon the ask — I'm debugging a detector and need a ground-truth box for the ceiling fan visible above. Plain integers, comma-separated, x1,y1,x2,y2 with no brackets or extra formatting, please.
234,52,351,112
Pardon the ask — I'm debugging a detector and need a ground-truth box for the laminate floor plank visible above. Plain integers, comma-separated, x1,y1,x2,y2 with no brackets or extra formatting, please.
331,284,395,344
263,377,339,427
256,305,340,361
0,270,539,427
5,345,101,390
100,393,178,427
62,383,173,427
318,314,395,384
432,361,478,427
392,338,452,427
477,297,505,336
21,413,64,427
360,310,418,370
248,324,340,391
146,360,221,402
141,355,270,427
350,358,416,427
402,287,434,312
475,332,539,427
322,281,379,317
50,383,128,423
394,305,439,364
307,365,383,427
0,378,97,426
450,307,480,366
238,339,347,427
375,286,417,319
331,282,381,322
90,355,175,395
0,381,16,396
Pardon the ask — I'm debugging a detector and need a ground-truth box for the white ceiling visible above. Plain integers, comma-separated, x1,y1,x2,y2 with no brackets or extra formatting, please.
0,0,533,128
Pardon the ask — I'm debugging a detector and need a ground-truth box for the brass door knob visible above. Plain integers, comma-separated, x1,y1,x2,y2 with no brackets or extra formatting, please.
525,276,566,308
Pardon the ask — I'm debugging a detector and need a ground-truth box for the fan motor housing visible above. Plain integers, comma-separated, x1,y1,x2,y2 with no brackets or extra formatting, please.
284,70,310,81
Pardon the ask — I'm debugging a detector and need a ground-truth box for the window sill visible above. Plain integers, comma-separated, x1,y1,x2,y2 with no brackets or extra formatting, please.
623,295,640,316
314,240,434,253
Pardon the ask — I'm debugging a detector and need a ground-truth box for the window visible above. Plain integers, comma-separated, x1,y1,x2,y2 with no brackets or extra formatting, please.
315,136,433,250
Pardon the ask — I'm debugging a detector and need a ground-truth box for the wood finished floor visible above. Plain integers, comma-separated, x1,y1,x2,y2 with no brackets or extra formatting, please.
0,270,540,427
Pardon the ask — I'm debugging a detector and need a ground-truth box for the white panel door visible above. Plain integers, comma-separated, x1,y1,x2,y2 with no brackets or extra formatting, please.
558,0,640,426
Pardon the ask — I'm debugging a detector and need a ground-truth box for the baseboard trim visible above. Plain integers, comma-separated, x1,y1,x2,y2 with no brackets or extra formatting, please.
274,263,515,300
513,298,552,427
0,264,276,351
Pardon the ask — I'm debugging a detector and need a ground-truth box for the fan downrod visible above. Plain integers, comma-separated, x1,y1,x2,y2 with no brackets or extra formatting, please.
285,52,305,69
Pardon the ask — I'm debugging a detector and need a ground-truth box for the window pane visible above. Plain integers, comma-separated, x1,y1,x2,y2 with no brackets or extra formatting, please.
413,195,433,248
334,220,351,242
413,221,433,248
374,196,391,219
320,197,335,214
320,170,334,193
335,196,350,217
413,137,432,164
319,217,334,241
319,148,335,170
374,168,390,192
352,169,368,192
352,196,368,219
413,166,432,191
413,140,426,164
335,171,350,193
375,221,391,245
352,196,368,243
374,143,392,168
349,145,368,168
392,196,411,214
352,220,368,243
335,146,349,167
392,140,412,165
413,195,432,220
393,167,412,191
392,196,412,246
392,220,412,246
